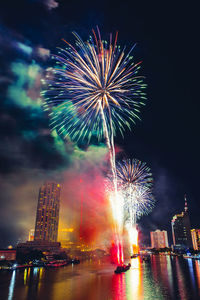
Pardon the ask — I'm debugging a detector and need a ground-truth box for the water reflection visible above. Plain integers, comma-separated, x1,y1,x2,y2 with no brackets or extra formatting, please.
126,257,143,300
1,257,200,300
187,259,196,289
175,257,190,299
8,270,16,300
195,260,200,298
112,272,126,300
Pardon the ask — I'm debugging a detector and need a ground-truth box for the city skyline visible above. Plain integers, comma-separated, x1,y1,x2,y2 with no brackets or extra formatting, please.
1,181,200,252
1,170,200,250
5,182,200,251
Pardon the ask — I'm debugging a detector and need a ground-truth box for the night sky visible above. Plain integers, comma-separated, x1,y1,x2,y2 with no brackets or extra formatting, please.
0,0,200,248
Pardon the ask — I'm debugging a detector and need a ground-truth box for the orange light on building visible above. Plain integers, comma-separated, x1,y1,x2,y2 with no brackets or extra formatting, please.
191,229,200,250
127,225,139,255
132,227,139,254
28,229,35,241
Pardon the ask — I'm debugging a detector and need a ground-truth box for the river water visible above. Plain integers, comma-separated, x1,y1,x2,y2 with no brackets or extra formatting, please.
1,255,200,300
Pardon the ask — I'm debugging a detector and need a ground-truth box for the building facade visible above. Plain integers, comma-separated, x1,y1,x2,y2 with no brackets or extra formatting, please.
17,241,61,252
150,230,169,249
58,228,75,249
34,182,61,242
0,249,16,261
191,229,200,250
171,195,193,248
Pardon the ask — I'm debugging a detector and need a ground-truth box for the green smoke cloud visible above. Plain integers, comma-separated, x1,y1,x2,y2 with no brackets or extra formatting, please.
7,61,42,109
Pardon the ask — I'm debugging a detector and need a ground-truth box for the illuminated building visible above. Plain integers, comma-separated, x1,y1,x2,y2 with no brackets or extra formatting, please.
34,182,61,242
28,229,34,241
0,249,16,261
150,230,169,249
16,241,61,252
191,229,200,250
171,195,192,248
58,228,75,248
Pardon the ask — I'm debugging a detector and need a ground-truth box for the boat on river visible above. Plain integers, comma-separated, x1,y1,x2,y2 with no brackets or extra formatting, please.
46,260,69,268
130,254,138,258
114,263,131,274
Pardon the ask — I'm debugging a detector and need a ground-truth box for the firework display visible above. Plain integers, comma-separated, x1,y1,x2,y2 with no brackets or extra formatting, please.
115,158,154,254
42,29,146,144
43,29,151,264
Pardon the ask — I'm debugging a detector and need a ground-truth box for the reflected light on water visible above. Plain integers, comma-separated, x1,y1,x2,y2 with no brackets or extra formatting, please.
187,259,196,288
8,270,16,300
126,257,143,300
24,268,27,285
111,272,126,300
2,257,200,300
166,255,173,292
38,267,43,293
195,260,200,297
33,267,39,276
175,257,188,300
111,257,143,300
23,268,29,299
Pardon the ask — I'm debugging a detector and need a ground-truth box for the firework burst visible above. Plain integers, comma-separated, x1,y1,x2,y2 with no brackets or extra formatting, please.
116,158,153,190
109,158,155,225
123,185,155,221
42,29,146,143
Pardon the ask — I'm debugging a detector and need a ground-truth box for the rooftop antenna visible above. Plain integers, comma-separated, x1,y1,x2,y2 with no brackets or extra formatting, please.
184,194,188,212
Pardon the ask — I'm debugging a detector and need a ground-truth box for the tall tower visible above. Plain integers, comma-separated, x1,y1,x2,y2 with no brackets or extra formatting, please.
34,182,61,242
171,194,192,248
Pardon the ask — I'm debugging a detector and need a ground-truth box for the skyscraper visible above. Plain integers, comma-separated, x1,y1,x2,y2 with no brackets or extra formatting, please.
150,230,169,249
191,229,200,250
34,182,61,242
171,195,192,248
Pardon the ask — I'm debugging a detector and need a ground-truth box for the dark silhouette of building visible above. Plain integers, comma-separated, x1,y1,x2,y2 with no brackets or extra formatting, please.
34,182,61,242
171,195,193,248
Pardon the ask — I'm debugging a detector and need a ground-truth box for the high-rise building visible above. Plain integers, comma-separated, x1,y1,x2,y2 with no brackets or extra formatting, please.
191,229,200,250
171,195,193,248
150,230,169,249
34,182,61,242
